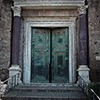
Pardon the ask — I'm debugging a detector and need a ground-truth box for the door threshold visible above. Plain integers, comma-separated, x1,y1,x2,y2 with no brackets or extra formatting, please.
22,83,78,87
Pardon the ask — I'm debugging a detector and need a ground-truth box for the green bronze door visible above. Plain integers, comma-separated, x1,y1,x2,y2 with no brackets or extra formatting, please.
31,28,69,83
31,28,50,83
52,28,69,83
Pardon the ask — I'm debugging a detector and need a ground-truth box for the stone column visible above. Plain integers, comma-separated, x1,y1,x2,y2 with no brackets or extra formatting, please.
77,5,90,83
11,6,21,65
9,6,21,83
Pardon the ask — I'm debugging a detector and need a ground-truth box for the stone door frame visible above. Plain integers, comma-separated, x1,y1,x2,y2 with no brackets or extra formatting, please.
10,0,90,85
23,21,76,84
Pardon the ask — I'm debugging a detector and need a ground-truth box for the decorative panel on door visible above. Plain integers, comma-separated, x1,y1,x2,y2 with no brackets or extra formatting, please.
52,28,69,83
31,28,69,83
31,28,50,83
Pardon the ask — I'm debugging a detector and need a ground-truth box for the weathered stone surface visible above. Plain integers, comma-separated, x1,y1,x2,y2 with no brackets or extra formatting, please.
79,14,88,65
88,0,100,82
2,84,88,100
0,0,12,80
0,68,8,81
14,0,84,3
0,0,100,83
22,9,78,17
13,0,85,10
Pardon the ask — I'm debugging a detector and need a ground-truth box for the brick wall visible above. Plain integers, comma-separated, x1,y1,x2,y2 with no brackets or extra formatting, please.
0,0,12,81
88,0,100,82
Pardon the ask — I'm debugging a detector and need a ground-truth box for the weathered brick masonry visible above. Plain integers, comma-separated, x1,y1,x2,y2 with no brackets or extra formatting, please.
88,0,100,82
0,0,12,80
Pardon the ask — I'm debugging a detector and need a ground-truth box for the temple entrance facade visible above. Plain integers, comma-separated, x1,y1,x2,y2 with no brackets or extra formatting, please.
9,0,90,85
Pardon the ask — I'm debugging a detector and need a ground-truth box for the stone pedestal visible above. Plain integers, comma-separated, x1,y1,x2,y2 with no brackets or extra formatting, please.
9,65,22,84
77,65,90,83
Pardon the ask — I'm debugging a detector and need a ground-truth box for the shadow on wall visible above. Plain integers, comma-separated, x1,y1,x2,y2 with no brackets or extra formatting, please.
88,82,100,100
90,70,100,82
0,68,8,81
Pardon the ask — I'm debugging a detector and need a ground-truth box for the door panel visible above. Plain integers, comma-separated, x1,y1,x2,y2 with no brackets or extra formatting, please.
31,28,69,83
31,28,50,83
52,28,69,83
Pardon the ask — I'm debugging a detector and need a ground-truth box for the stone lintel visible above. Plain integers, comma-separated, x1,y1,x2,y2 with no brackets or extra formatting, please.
13,0,85,10
22,9,78,18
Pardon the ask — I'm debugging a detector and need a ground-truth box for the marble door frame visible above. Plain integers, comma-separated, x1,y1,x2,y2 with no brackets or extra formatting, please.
23,21,76,84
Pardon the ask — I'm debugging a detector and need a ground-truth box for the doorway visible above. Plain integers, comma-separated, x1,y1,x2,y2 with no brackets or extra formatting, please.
31,28,69,83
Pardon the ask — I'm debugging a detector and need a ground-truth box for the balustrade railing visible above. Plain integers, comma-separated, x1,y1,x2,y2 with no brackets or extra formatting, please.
90,89,100,100
78,75,100,100
0,73,20,97
77,76,88,93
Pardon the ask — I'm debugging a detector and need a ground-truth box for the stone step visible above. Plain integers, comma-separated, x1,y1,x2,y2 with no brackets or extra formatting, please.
2,84,88,100
2,97,88,100
13,84,82,92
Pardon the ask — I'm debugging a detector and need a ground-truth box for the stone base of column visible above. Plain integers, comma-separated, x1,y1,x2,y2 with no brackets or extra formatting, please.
77,65,90,83
9,65,22,84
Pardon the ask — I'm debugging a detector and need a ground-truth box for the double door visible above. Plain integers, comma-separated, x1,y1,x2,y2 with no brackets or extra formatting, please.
31,28,69,83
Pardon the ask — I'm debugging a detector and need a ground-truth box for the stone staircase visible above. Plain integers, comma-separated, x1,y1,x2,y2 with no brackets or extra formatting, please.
2,83,88,100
